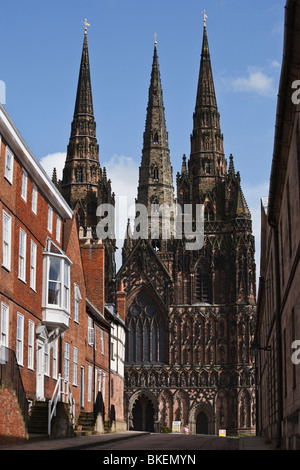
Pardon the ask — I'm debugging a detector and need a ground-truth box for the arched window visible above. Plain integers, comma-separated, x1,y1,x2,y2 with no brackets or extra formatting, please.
126,292,166,363
204,205,214,221
196,262,212,303
76,167,83,183
154,132,159,145
153,166,159,182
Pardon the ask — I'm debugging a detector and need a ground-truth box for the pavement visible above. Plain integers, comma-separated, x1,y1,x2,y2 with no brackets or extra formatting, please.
0,431,277,451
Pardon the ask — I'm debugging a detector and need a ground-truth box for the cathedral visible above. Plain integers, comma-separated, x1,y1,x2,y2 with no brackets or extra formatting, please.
60,20,256,436
116,22,256,435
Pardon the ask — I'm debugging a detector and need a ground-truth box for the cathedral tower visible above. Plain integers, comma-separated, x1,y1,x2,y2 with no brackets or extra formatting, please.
135,41,175,248
60,26,116,300
61,27,114,231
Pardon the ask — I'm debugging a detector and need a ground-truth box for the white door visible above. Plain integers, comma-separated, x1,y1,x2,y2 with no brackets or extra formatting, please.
36,340,44,400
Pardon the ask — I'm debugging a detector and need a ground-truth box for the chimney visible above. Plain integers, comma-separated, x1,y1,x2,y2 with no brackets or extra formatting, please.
80,239,105,314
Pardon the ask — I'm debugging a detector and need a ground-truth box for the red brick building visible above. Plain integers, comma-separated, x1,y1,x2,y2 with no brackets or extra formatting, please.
0,100,126,442
256,0,300,450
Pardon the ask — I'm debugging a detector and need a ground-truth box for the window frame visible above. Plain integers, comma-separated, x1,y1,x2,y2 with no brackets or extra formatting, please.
18,228,27,282
16,312,24,366
43,252,71,314
73,346,78,386
21,167,28,202
56,216,61,242
47,205,53,233
64,342,70,381
28,320,34,370
30,240,37,291
53,339,58,380
31,183,38,214
74,284,81,323
2,210,12,271
4,145,14,184
0,302,9,347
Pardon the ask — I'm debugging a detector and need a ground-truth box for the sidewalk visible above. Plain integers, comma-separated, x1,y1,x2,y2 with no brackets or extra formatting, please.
0,431,149,451
238,435,276,450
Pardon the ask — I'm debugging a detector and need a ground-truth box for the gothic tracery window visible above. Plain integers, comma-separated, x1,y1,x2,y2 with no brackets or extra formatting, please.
204,204,214,221
195,262,212,303
126,292,166,364
153,166,159,182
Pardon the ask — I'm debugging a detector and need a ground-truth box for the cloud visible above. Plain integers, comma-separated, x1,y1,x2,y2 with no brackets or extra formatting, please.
39,152,66,181
103,154,138,234
232,68,276,97
102,154,139,270
220,67,277,98
271,60,281,69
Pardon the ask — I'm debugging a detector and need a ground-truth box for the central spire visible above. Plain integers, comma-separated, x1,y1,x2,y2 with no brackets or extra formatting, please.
135,40,175,246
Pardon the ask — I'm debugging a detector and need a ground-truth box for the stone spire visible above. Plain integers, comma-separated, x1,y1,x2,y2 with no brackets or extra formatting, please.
188,23,227,199
61,28,101,228
135,41,175,243
74,29,94,117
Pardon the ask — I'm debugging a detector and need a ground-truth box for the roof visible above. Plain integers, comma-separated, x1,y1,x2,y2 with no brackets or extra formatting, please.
0,103,73,220
86,298,110,328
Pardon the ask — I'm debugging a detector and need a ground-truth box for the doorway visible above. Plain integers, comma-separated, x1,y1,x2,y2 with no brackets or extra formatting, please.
132,395,155,432
196,411,208,434
36,340,44,400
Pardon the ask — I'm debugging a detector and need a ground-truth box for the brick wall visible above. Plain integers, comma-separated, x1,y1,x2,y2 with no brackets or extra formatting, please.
0,384,26,445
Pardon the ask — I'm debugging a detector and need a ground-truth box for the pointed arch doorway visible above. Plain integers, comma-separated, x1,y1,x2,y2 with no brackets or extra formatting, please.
132,394,155,432
196,411,208,434
189,402,216,435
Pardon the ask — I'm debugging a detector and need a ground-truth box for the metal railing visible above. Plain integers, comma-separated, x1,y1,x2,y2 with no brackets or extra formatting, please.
0,346,28,428
48,373,75,435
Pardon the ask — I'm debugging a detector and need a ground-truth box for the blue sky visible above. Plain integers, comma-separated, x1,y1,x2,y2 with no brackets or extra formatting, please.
0,0,285,272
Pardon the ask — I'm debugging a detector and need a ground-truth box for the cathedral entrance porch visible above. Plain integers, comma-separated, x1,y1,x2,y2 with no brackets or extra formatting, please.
130,393,157,432
189,402,216,435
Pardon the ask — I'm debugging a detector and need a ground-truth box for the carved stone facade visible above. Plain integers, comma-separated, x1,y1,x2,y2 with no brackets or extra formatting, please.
117,25,256,435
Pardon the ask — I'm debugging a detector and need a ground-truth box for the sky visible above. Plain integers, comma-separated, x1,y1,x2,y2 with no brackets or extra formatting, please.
0,0,285,275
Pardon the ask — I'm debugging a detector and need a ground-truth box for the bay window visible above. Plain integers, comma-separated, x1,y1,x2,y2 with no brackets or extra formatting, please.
45,253,70,311
42,239,72,332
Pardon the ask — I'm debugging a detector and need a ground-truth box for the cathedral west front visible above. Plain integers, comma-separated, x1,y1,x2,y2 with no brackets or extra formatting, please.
116,22,256,435
59,17,257,436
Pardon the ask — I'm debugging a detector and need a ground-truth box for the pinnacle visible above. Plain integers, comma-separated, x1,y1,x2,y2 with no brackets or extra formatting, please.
74,32,94,117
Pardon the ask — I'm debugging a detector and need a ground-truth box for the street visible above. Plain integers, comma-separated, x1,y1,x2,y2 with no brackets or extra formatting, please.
80,432,238,451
